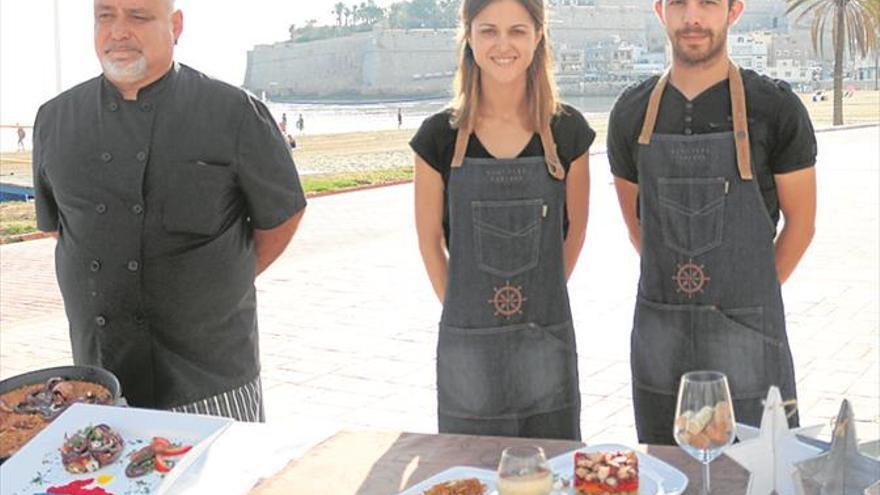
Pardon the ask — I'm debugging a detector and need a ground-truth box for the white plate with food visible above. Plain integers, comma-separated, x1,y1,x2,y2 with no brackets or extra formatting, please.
0,403,232,495
397,466,497,495
547,444,689,495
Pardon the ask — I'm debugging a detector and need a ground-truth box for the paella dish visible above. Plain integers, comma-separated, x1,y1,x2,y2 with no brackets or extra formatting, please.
0,377,113,458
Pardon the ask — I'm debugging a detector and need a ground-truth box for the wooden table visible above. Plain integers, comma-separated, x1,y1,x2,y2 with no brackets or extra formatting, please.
249,430,749,495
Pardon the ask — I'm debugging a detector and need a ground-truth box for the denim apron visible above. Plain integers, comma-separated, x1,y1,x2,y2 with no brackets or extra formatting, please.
631,62,798,444
436,124,581,440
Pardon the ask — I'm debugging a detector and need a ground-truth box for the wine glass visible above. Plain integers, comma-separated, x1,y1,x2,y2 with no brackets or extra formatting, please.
674,370,736,495
496,445,553,495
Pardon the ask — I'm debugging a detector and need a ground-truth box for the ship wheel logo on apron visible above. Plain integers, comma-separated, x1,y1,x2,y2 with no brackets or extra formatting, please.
673,259,710,298
489,282,526,317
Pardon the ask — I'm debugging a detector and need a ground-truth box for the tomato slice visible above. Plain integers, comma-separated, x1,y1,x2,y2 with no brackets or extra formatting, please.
151,437,171,450
157,444,192,456
154,454,174,473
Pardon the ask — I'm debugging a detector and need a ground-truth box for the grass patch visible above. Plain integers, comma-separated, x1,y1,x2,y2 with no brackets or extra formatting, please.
302,166,412,194
3,222,36,236
0,201,38,243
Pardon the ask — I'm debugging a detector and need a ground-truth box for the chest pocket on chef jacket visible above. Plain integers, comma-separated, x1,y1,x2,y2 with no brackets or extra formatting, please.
163,160,237,236
657,177,726,257
472,199,543,278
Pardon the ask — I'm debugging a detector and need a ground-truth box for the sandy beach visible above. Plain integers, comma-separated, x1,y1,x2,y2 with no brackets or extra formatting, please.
292,129,415,174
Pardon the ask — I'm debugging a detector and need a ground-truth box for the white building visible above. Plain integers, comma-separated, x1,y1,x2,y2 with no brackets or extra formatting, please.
766,58,817,85
730,34,768,72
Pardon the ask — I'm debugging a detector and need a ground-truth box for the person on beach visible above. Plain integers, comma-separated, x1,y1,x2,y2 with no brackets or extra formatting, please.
397,108,403,128
411,0,593,439
16,125,26,152
608,0,817,444
296,113,304,133
32,0,306,421
280,112,288,134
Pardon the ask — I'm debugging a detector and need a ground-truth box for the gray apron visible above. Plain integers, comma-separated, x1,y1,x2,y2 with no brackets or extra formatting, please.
436,125,581,440
631,62,798,444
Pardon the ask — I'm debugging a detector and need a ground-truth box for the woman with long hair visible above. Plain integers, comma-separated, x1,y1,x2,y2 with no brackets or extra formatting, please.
411,0,594,439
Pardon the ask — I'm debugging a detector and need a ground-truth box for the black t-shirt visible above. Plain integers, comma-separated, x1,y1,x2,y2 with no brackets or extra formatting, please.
607,69,817,226
410,103,596,243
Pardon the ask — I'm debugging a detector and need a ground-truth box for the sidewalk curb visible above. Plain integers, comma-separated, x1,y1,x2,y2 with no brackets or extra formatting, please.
3,231,49,244
814,122,879,133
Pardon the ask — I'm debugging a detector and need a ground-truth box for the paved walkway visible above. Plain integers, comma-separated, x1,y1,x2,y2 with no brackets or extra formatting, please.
1,126,877,446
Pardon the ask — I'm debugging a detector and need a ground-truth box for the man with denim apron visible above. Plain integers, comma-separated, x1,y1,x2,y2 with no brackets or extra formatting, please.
436,126,581,439
629,62,801,443
609,0,817,445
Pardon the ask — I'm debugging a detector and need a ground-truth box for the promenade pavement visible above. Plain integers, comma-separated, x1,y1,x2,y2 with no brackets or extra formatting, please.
1,126,877,447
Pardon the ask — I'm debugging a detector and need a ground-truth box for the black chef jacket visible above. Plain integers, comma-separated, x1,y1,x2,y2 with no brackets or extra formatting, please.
33,63,307,409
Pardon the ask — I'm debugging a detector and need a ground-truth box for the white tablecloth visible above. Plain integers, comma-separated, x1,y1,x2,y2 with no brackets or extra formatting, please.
167,418,341,494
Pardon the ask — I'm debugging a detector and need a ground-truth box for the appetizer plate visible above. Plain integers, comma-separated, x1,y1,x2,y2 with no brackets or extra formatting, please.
397,466,497,495
0,403,232,495
548,444,689,495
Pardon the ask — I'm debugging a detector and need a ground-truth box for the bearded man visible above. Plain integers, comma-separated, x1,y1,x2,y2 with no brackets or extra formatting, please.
607,0,817,443
32,0,307,421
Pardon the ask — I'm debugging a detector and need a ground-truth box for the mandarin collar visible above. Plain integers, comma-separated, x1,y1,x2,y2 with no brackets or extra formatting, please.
101,62,179,104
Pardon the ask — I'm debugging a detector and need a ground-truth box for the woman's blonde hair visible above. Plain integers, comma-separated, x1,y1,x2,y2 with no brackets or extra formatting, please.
450,0,561,133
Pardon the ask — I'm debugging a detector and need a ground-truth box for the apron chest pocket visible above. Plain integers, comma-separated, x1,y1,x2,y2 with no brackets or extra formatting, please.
472,199,543,278
657,177,727,257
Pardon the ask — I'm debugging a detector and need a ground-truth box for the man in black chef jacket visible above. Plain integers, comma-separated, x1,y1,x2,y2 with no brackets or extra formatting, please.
608,0,818,443
32,0,307,421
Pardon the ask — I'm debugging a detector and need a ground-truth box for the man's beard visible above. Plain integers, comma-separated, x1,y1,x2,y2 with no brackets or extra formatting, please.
101,54,148,83
671,26,728,66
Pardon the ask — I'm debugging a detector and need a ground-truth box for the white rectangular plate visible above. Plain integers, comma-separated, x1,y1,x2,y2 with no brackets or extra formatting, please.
0,403,232,495
548,443,689,495
397,466,497,495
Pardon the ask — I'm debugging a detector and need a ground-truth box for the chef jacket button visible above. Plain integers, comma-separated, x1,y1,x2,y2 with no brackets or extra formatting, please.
132,204,144,215
95,203,107,214
136,151,148,162
684,128,693,136
684,115,692,123
109,102,119,112
90,259,101,272
127,260,140,272
95,315,107,327
685,102,694,110
101,152,112,163
141,102,152,112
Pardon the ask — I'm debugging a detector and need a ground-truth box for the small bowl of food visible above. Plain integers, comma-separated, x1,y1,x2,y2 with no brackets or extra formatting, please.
0,365,121,463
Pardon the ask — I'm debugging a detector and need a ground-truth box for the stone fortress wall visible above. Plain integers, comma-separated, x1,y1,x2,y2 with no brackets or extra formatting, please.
244,0,795,99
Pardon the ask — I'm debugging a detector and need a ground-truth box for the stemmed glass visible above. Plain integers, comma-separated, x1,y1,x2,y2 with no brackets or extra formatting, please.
674,371,736,495
496,445,553,495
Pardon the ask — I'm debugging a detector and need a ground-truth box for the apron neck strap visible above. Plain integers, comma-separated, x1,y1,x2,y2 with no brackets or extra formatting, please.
728,61,753,181
637,61,753,181
450,122,566,180
637,67,671,146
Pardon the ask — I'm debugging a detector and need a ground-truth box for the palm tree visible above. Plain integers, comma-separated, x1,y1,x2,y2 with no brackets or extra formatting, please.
333,2,346,27
351,5,360,26
785,0,880,125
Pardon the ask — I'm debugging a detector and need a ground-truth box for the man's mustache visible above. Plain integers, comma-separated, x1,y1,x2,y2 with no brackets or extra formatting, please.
675,28,713,37
104,43,141,54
